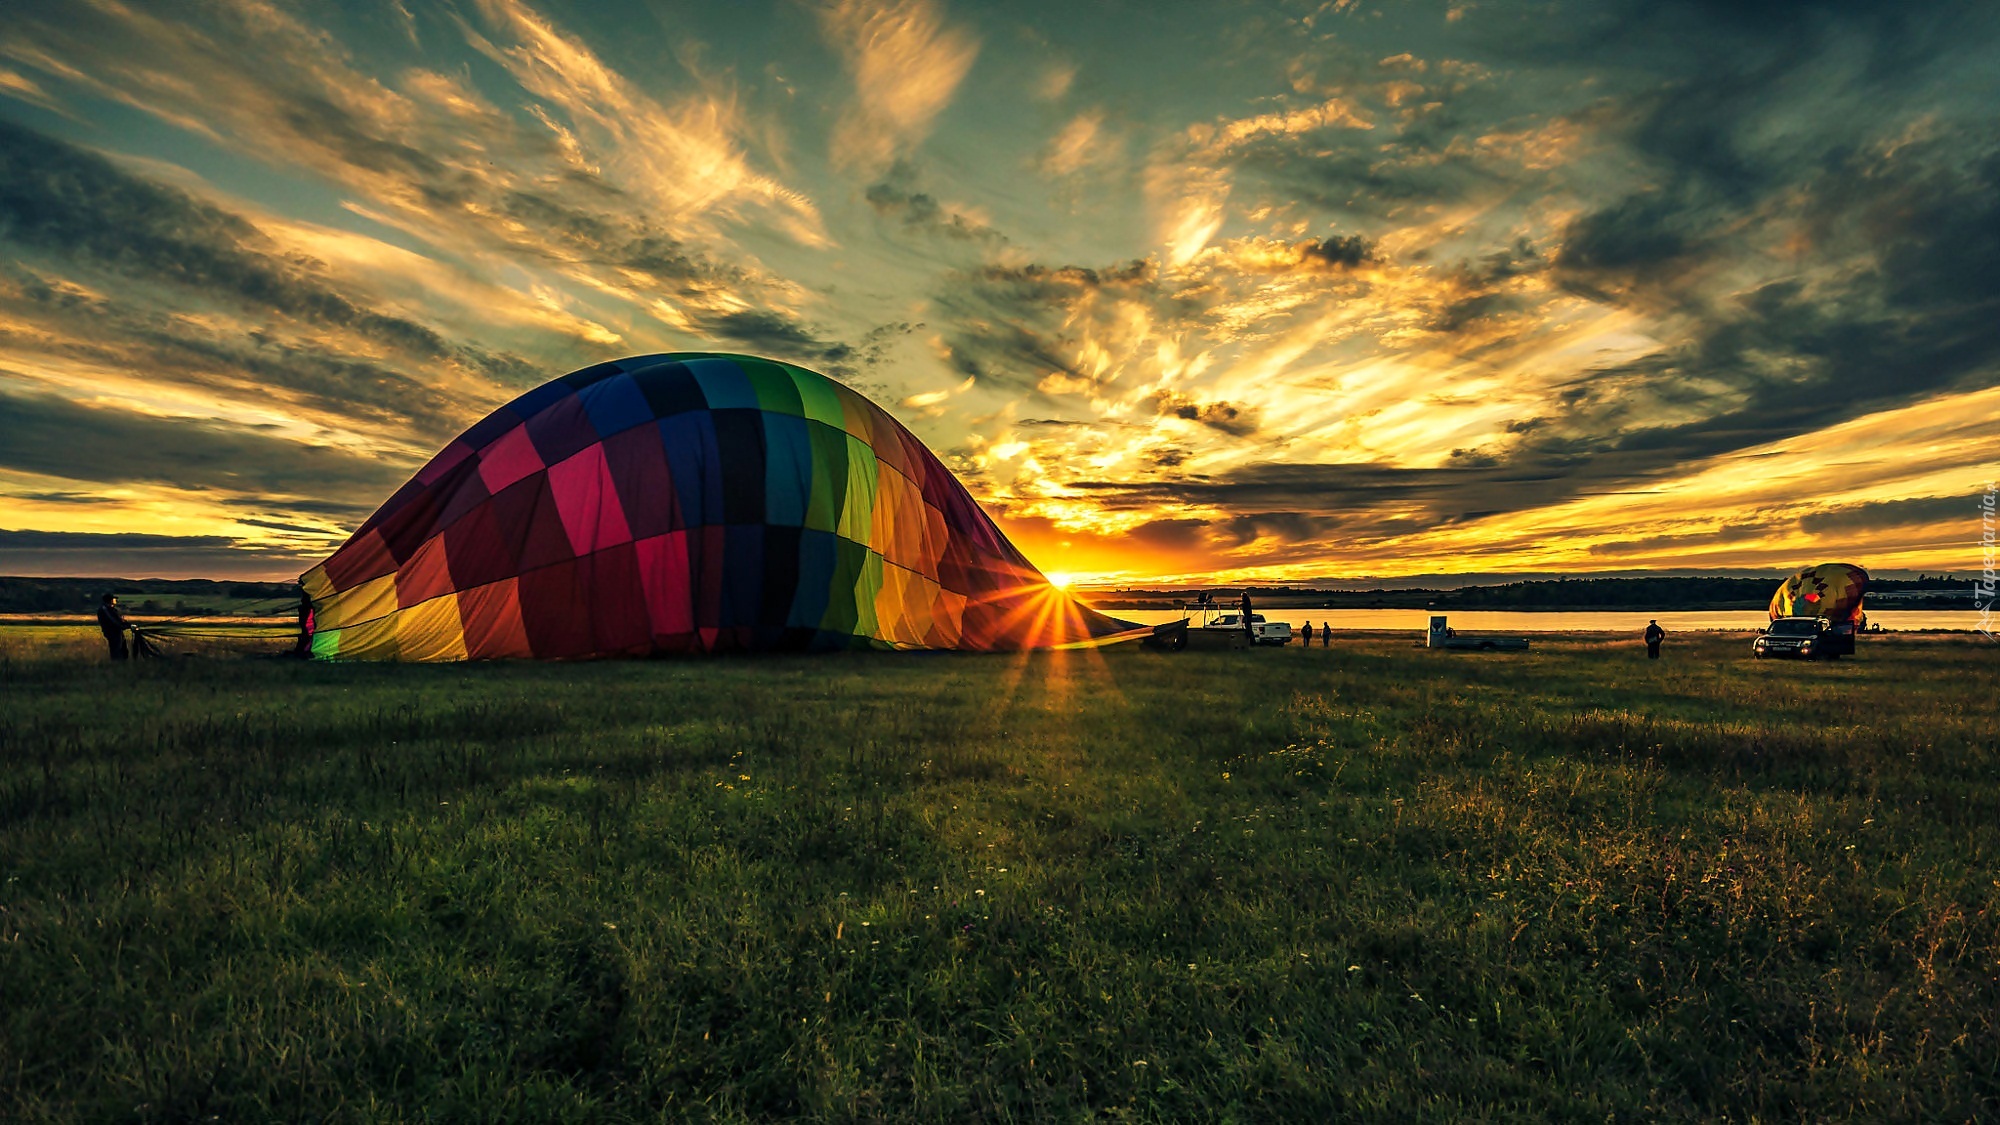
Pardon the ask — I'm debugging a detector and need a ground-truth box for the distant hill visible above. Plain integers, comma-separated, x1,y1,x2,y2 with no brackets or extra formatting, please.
0,576,298,616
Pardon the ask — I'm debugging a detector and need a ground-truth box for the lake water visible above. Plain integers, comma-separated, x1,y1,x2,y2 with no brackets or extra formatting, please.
1088,607,1992,634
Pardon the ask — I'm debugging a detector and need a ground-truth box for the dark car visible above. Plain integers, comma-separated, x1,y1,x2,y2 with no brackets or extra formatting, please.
1754,616,1840,660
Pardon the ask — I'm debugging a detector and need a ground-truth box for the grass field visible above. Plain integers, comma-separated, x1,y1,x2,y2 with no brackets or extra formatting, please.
3,631,1997,1121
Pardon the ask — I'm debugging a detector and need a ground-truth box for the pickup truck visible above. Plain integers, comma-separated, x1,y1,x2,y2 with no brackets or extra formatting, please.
1201,613,1294,646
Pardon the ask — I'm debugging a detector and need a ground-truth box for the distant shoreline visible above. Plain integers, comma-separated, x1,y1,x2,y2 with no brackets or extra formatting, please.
1083,599,1780,612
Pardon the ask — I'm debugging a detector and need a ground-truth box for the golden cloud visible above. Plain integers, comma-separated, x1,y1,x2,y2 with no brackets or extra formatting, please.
820,0,980,171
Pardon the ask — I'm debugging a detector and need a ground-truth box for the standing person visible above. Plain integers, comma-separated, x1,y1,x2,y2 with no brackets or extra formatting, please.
293,585,315,658
1321,620,1331,647
96,593,130,661
1644,619,1665,660
1301,620,1314,648
1239,590,1254,643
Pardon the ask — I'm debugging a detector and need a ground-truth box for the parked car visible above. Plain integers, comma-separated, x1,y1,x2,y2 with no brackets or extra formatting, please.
1754,616,1854,660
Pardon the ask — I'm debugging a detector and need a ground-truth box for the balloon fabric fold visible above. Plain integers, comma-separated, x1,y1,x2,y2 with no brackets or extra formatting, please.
301,353,1145,660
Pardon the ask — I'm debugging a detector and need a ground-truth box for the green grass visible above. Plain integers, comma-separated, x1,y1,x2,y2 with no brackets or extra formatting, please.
2,633,1997,1121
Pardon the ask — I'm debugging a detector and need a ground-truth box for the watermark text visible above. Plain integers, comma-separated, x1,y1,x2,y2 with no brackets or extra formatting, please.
1980,481,1996,639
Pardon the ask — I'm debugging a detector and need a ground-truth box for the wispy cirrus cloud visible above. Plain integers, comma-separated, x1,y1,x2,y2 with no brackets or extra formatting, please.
0,119,524,436
819,0,979,171
0,0,840,342
1042,109,1120,178
461,0,829,246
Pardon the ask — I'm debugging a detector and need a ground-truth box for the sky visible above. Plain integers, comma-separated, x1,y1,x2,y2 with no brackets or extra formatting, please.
0,0,1995,585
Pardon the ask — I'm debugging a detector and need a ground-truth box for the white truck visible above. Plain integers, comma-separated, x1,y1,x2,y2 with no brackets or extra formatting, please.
1200,612,1293,646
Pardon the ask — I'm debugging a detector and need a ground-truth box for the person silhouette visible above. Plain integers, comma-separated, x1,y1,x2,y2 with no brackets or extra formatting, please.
1644,619,1665,660
97,593,131,661
293,585,315,658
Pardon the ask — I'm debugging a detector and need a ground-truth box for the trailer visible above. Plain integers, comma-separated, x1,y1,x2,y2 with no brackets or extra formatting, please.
1442,635,1531,651
1427,615,1530,652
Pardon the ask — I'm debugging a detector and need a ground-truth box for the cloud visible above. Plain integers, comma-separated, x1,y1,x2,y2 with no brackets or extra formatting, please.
1068,460,1498,517
1005,0,2000,564
0,118,484,370
0,386,412,498
1798,495,1971,536
1193,96,1374,150
1035,60,1077,103
1524,126,2000,501
0,528,316,578
0,66,64,114
1,0,827,313
1151,391,1261,437
928,259,1163,396
464,0,828,243
863,161,1004,244
691,309,855,370
820,0,980,170
1127,517,1210,549
0,528,238,551
1298,234,1375,269
1585,525,1776,557
1216,512,1343,548
1042,109,1120,177
0,121,556,440
0,275,474,441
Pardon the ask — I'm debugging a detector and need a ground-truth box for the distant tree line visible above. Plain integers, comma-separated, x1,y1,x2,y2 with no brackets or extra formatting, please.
0,577,298,615
1104,573,1978,611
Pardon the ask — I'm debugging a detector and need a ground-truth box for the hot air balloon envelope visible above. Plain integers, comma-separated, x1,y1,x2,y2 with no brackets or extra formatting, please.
301,353,1145,659
1770,563,1869,626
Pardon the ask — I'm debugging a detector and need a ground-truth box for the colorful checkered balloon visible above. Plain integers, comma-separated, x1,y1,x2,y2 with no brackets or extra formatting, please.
302,353,1143,659
1769,562,1869,626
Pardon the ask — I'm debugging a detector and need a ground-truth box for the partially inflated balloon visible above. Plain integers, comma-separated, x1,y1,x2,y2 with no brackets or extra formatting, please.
1769,563,1869,625
302,353,1143,659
